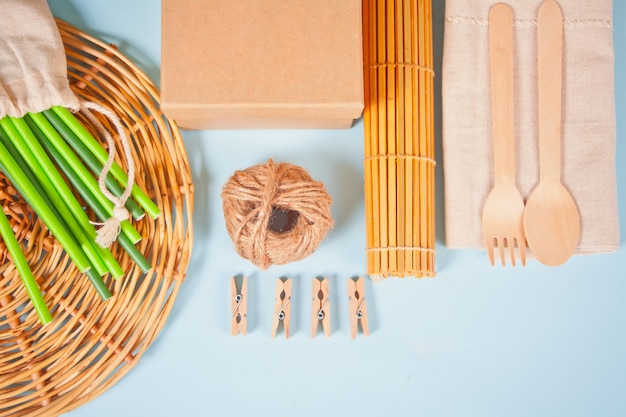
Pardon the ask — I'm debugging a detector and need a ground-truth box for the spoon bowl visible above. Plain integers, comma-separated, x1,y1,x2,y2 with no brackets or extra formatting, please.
524,181,580,266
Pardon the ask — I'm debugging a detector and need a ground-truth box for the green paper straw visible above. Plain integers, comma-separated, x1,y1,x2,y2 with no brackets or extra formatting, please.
85,267,112,301
0,210,53,325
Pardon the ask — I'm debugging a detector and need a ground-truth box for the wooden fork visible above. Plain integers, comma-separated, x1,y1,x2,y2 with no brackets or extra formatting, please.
481,3,527,266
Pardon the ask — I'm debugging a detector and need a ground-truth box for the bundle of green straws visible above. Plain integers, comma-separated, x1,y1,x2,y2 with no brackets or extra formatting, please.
0,106,160,325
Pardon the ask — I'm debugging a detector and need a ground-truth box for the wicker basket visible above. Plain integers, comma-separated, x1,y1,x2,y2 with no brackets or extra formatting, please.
0,20,194,416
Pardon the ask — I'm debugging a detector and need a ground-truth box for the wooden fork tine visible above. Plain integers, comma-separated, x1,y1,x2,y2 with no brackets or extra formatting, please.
519,238,527,266
486,237,495,266
508,238,516,266
497,238,505,266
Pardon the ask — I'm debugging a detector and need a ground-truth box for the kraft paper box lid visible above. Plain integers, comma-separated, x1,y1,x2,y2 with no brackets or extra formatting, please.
161,0,364,130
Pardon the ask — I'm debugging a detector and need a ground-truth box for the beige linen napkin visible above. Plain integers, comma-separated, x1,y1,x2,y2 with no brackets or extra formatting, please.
442,0,619,254
0,0,79,118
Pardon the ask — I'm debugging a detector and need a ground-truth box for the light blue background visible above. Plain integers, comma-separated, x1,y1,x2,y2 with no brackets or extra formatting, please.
47,1,625,416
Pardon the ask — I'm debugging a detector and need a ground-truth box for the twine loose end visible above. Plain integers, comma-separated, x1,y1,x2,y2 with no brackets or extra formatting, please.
95,206,128,248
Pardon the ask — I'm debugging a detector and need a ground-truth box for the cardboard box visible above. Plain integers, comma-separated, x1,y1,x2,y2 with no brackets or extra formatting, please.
161,0,364,130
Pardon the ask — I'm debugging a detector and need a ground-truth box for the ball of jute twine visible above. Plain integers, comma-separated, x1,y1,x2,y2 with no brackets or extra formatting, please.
221,159,333,269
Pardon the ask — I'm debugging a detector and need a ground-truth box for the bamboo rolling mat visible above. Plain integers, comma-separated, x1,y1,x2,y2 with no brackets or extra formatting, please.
362,0,436,279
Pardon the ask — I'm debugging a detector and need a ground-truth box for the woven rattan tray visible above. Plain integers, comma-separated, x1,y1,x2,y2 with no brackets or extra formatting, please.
0,20,193,416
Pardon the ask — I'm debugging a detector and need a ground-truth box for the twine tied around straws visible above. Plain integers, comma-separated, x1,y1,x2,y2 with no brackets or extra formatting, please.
79,101,135,248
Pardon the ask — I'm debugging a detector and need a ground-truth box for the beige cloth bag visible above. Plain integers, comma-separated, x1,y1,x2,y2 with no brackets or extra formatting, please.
442,0,619,254
0,0,80,118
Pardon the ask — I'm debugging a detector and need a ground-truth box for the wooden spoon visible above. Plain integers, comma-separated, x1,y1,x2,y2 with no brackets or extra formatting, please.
523,0,580,266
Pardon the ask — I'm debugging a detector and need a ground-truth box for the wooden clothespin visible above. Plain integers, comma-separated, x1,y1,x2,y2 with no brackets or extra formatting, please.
311,277,330,338
231,276,248,336
347,277,369,339
272,278,292,338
